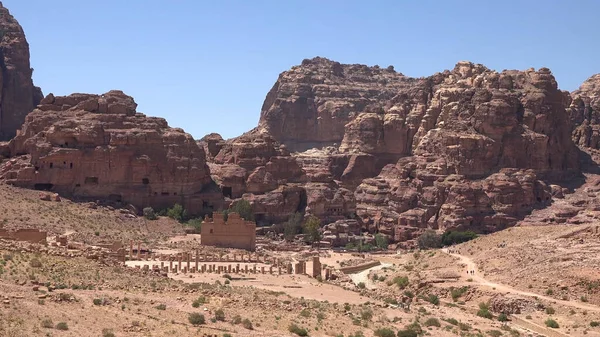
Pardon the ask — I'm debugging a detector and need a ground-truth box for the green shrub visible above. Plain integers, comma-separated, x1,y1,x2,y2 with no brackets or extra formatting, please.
590,321,600,327
231,315,242,325
487,330,502,337
545,318,559,328
289,323,309,336
300,309,311,317
441,230,478,246
375,234,389,249
155,303,166,310
192,296,207,307
242,318,253,330
393,276,409,289
360,308,373,321
186,218,202,232
498,313,509,322
450,286,468,301
546,307,555,314
227,199,254,221
29,258,42,268
445,318,459,326
417,230,442,249
215,308,225,321
143,207,157,220
357,282,366,289
426,294,440,305
55,322,69,330
397,330,417,337
167,203,187,222
93,298,103,306
41,318,53,329
188,313,205,325
424,317,441,327
374,327,395,337
477,302,493,319
102,329,116,337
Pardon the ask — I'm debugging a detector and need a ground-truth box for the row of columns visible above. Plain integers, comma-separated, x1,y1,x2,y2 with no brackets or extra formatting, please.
127,242,275,264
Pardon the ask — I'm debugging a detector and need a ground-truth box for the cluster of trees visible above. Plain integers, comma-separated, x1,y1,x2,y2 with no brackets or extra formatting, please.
417,229,478,249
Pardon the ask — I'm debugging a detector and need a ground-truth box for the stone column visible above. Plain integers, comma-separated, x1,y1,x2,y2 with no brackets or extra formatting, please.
253,265,257,274
244,265,249,273
278,266,282,275
261,266,265,274
137,242,141,259
160,261,164,269
287,263,292,274
187,252,191,270
228,265,232,273
236,264,240,273
195,249,199,269
129,240,133,259
269,266,273,274
178,254,183,271
169,258,173,271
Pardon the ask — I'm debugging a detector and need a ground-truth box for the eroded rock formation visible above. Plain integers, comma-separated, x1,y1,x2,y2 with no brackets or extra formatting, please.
218,57,584,240
0,3,43,140
570,74,600,149
0,91,222,213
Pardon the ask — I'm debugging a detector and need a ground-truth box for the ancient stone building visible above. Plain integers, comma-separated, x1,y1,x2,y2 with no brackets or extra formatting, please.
0,91,222,214
0,227,46,244
201,212,256,251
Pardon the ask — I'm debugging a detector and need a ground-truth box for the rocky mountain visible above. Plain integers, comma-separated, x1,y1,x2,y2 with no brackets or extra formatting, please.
0,91,222,214
0,2,43,140
204,57,591,242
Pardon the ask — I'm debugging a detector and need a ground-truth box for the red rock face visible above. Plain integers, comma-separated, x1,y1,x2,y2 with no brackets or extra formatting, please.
0,3,43,140
253,57,582,237
570,74,600,149
0,91,221,214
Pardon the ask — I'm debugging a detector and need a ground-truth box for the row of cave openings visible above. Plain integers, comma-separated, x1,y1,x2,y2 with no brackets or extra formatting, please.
33,175,180,197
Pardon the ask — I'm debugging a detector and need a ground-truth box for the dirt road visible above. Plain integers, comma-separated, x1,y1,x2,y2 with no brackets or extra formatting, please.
443,249,600,313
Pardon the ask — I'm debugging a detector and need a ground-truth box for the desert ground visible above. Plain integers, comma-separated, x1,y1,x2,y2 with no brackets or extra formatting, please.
2,184,600,337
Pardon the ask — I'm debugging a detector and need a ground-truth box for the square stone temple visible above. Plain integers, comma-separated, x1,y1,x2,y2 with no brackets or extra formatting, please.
201,212,256,251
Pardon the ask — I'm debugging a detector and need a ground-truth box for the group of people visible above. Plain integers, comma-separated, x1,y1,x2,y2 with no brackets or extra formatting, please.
467,270,475,275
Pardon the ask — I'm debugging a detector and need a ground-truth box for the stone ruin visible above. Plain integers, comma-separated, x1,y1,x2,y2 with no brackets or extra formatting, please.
0,227,46,244
201,212,256,251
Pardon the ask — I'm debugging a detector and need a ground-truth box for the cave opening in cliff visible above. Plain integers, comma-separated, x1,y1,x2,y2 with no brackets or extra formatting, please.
222,186,232,198
85,177,99,185
34,183,54,191
254,213,266,226
108,194,122,202
142,178,149,185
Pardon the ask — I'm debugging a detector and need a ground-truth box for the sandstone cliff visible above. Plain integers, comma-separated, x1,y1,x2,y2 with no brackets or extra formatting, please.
221,57,584,240
570,74,600,149
0,91,222,213
0,3,43,140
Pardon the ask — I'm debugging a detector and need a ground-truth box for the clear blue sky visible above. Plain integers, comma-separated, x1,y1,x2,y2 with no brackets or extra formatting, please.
3,0,599,139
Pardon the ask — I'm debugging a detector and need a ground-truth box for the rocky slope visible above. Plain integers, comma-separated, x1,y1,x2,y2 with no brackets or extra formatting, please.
0,2,43,140
570,74,600,149
205,57,590,242
0,91,222,214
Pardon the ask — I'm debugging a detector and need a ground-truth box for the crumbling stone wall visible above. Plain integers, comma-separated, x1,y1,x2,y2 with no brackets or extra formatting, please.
201,212,256,251
0,228,46,244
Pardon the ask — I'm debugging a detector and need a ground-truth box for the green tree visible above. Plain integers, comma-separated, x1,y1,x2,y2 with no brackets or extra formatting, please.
284,212,304,241
166,204,187,222
417,230,442,249
303,215,321,244
228,199,254,221
375,233,389,249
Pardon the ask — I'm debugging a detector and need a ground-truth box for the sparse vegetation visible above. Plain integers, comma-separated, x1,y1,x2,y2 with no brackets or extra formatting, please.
424,317,441,327
374,327,395,337
242,318,254,330
545,318,559,328
188,313,206,325
55,322,69,330
441,230,478,246
289,323,309,336
477,302,493,319
417,230,442,249
143,207,157,220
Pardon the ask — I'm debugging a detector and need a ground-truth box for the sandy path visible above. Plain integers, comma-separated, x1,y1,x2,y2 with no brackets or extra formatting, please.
443,249,600,312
